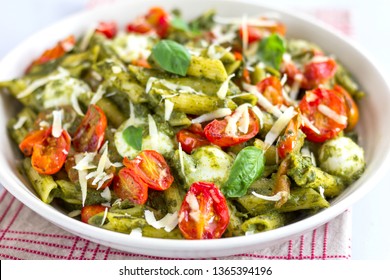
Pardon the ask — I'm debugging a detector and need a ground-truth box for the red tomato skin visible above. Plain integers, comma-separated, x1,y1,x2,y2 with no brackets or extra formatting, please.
239,26,262,44
126,21,152,34
299,88,347,143
73,105,107,153
19,128,51,156
277,115,301,159
178,182,230,240
176,126,210,154
113,168,148,205
81,205,107,224
302,58,337,89
96,21,118,39
204,109,260,147
123,150,174,191
256,76,285,106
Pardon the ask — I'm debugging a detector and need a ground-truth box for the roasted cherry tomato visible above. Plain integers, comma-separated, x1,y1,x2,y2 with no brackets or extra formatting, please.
176,124,210,154
20,127,71,175
126,20,153,34
299,88,347,143
123,150,174,191
239,25,262,44
81,205,107,223
113,168,148,205
178,182,230,239
96,21,118,39
302,57,337,89
145,7,170,38
204,108,259,147
27,35,75,72
256,76,286,106
334,84,360,131
277,114,301,159
65,154,116,190
73,104,107,153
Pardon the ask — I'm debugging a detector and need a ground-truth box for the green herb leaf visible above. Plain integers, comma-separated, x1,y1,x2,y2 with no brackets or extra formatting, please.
257,34,286,70
122,126,143,150
151,40,191,76
222,146,265,198
170,17,190,32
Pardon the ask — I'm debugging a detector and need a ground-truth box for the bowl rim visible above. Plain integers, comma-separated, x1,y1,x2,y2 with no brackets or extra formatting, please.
1,0,390,257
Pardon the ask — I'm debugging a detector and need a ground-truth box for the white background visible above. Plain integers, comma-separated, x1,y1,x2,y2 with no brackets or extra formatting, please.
0,0,389,259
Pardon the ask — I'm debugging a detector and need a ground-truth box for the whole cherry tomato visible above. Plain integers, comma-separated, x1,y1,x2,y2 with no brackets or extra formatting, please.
176,124,210,154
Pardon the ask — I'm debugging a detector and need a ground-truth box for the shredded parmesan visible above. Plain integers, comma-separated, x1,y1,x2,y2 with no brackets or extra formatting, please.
51,110,63,138
111,66,122,74
264,106,296,147
319,186,325,198
90,85,105,105
129,228,143,238
243,83,283,118
301,115,321,135
251,106,264,128
207,44,232,60
100,186,112,201
164,99,174,121
191,108,232,124
318,104,348,125
100,207,109,226
225,104,251,136
79,24,97,51
178,143,185,176
216,74,235,99
74,154,89,207
13,116,27,130
144,210,179,232
73,153,96,171
252,191,286,201
290,73,303,101
145,77,157,93
148,114,159,144
17,68,69,99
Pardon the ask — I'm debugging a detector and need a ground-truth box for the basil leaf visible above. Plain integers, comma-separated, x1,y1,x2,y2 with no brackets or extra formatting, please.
151,40,191,76
170,17,190,32
222,146,265,198
257,34,286,70
122,126,143,150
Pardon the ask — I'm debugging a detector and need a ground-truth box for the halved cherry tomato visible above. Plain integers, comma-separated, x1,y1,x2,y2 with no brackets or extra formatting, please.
299,88,347,143
204,109,259,147
96,21,118,39
132,58,151,68
334,84,359,131
178,182,230,239
256,76,286,106
302,57,337,89
239,25,262,44
65,154,115,190
277,114,301,159
81,205,107,223
123,150,174,191
113,168,148,205
145,7,170,38
27,35,75,72
280,61,303,86
176,124,210,154
73,104,107,153
19,127,71,175
126,20,153,34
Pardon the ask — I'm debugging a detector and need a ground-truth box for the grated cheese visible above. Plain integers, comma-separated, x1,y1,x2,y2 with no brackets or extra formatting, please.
129,228,143,238
100,207,109,226
186,192,201,222
191,108,232,124
100,185,112,201
145,77,157,93
252,191,287,202
13,116,27,130
216,74,235,99
90,85,105,105
51,110,63,138
225,104,251,136
75,154,88,207
178,143,185,176
164,99,174,121
79,24,97,51
301,115,321,135
207,44,232,60
111,66,122,74
289,73,303,101
144,210,179,232
73,153,96,171
148,114,159,146
264,106,296,147
243,83,283,118
17,68,69,99
251,105,264,128
318,104,348,125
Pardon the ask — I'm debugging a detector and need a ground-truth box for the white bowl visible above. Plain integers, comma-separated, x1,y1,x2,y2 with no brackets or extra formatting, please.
1,0,390,258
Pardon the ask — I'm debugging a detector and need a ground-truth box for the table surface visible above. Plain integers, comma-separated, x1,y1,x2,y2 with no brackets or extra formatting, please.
1,0,389,260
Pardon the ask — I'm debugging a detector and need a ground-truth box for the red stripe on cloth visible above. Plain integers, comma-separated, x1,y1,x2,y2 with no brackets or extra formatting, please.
287,240,293,259
322,223,329,259
0,253,22,260
67,236,80,260
0,190,8,203
311,229,317,260
2,237,76,250
1,229,76,240
0,244,67,259
79,240,90,260
91,244,100,260
299,235,305,260
0,202,23,242
103,246,111,260
0,196,16,224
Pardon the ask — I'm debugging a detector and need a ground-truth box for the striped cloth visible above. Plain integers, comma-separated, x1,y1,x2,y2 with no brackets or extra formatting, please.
0,5,355,260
